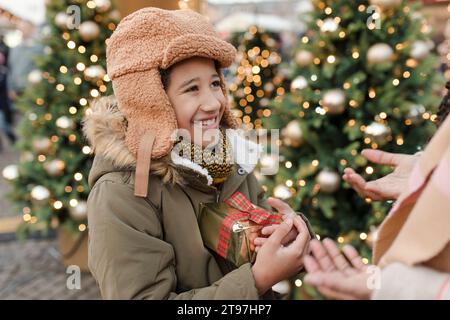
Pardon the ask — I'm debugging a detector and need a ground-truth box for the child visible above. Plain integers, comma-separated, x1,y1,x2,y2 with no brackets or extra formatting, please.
83,7,312,299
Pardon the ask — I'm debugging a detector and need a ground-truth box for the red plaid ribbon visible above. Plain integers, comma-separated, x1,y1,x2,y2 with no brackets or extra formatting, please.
216,191,282,258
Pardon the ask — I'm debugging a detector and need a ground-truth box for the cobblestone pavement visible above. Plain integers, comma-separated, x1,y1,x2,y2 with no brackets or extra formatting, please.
0,237,101,299
0,133,19,219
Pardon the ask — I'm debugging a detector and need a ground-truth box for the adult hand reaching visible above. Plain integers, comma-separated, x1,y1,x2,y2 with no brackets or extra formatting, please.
343,149,419,201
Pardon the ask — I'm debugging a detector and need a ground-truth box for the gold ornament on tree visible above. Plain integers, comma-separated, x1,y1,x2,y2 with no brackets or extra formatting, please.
31,185,51,204
274,185,292,200
282,120,304,147
54,12,69,29
364,122,392,146
44,159,66,177
320,18,339,33
367,43,394,64
56,116,75,134
69,200,88,222
290,76,308,93
32,137,52,154
369,0,401,9
2,165,19,181
295,50,314,67
406,104,426,124
93,0,111,12
79,21,100,42
410,40,431,61
316,169,341,193
84,65,106,81
323,89,346,114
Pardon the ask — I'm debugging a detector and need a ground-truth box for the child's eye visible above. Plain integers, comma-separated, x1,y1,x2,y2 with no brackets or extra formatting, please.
211,80,221,88
185,85,199,92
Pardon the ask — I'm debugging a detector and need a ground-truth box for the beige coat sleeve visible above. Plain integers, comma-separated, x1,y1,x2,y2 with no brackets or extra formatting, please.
87,180,260,300
371,262,450,300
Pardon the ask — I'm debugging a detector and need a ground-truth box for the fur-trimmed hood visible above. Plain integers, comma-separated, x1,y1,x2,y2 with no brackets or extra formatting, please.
83,96,263,189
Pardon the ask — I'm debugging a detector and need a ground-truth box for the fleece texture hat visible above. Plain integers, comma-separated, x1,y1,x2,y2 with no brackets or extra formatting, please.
106,7,238,197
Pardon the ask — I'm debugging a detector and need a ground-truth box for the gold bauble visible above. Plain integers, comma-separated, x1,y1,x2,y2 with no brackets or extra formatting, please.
2,164,19,181
323,89,346,114
44,159,66,177
364,122,392,146
31,185,50,204
367,43,394,64
282,120,303,147
295,50,314,67
316,169,341,193
79,21,100,42
32,137,52,154
69,200,88,222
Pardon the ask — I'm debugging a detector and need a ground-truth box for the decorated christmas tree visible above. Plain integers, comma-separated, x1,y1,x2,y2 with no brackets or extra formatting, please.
2,0,119,237
261,0,444,270
228,26,289,129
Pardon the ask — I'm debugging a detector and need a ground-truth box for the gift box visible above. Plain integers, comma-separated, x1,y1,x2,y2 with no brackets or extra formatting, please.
198,191,283,267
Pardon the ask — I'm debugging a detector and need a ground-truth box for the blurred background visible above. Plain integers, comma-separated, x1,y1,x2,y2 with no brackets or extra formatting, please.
0,0,448,299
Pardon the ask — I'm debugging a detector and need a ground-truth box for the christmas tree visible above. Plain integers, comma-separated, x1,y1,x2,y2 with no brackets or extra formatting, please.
2,0,119,237
261,0,444,266
228,26,289,129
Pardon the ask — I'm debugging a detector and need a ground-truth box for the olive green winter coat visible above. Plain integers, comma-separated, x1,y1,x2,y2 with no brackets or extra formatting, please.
83,97,309,299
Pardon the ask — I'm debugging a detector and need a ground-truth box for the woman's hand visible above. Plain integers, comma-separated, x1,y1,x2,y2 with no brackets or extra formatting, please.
253,197,301,251
303,239,374,300
343,149,419,201
251,215,311,296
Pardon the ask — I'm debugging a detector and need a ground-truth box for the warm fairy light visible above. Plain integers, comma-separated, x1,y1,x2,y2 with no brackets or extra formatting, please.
397,137,404,145
90,54,98,62
340,159,347,166
312,160,319,167
38,155,46,162
295,279,303,287
349,100,358,108
56,84,65,91
286,180,293,187
311,74,317,81
299,180,306,187
403,71,411,78
74,77,82,85
87,0,96,9
90,89,99,97
369,88,376,98
70,199,78,207
405,119,412,126
285,161,292,169
23,214,31,222
392,79,400,86
352,51,359,59
74,173,83,181
54,201,63,209
79,98,88,106
60,66,68,73
366,166,374,174
362,258,369,264
313,58,321,65
327,55,336,63
67,41,76,49
358,4,365,11
360,232,368,240
36,98,44,105
339,31,346,38
348,119,356,127
324,7,332,14
337,237,344,243
78,46,86,53
76,63,86,71
379,112,387,119
303,101,310,109
69,134,77,142
79,224,87,232
65,186,72,193
301,36,309,43
69,107,77,114
388,27,395,34
406,59,418,68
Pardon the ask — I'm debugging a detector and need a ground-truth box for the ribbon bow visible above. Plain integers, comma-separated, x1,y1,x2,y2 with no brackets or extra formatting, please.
216,191,282,258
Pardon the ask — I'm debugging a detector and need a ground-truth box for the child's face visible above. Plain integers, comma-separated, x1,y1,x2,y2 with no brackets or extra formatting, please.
166,57,226,148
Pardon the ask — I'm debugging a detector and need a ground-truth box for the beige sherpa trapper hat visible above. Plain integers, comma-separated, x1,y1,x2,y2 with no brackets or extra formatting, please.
106,7,238,197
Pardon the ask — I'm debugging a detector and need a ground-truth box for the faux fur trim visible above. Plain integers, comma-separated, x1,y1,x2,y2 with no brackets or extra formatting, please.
82,96,262,186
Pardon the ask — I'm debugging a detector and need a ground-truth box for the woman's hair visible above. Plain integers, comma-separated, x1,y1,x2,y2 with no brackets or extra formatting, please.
436,81,450,128
159,58,221,91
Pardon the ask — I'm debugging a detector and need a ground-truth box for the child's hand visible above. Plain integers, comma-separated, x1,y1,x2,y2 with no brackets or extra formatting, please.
251,215,311,295
253,197,300,250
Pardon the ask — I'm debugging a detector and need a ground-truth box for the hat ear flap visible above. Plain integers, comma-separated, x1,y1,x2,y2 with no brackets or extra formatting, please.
218,72,239,129
112,68,178,159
